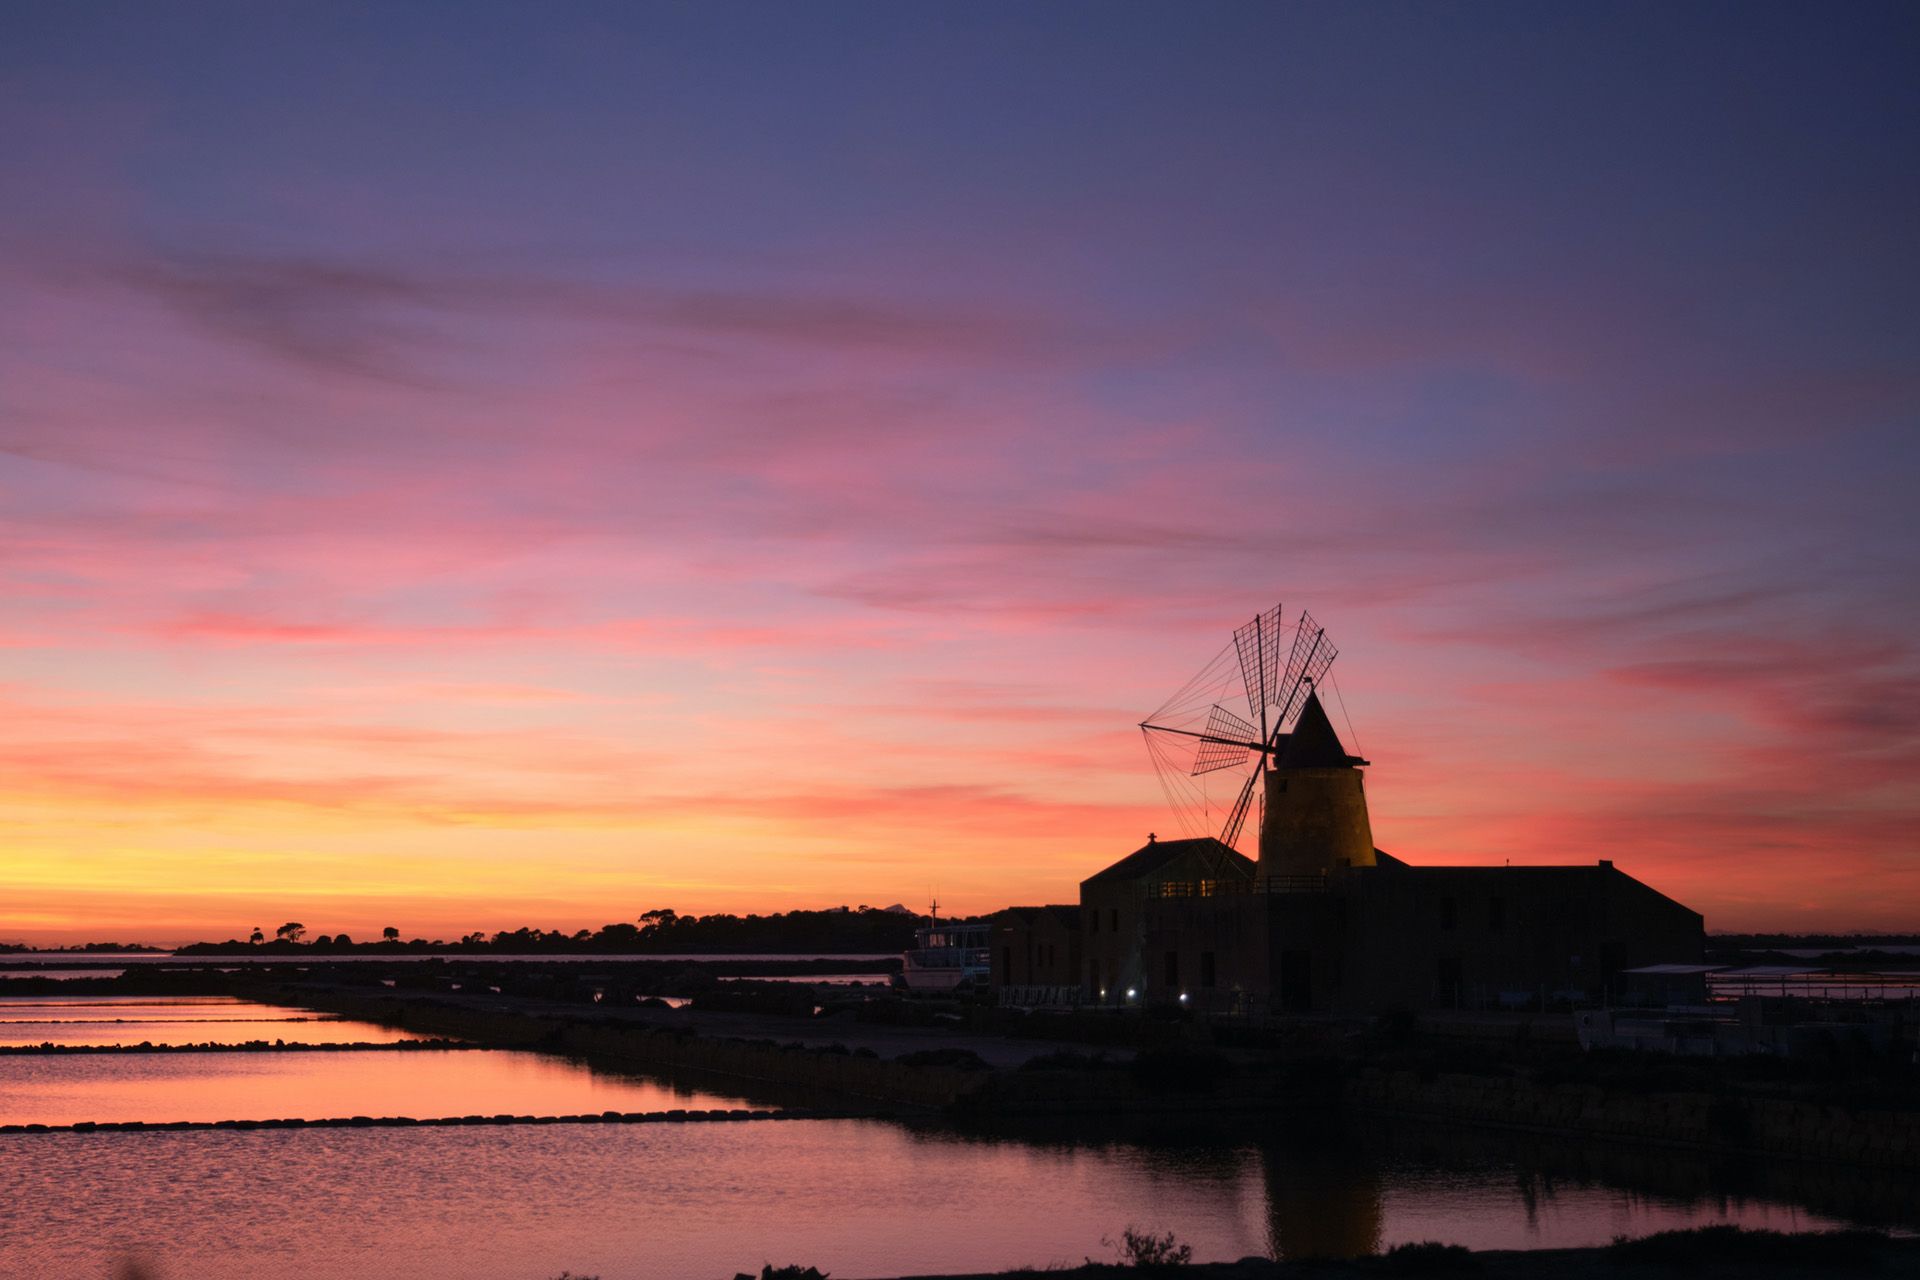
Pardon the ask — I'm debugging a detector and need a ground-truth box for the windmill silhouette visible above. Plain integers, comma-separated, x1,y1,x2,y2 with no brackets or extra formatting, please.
1139,604,1341,851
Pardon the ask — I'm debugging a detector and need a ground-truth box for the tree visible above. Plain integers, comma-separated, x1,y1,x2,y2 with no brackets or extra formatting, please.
382,926,399,943
249,927,264,946
275,922,306,944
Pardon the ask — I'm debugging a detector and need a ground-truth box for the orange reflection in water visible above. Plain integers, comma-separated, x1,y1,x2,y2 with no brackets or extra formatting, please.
0,1049,751,1126
0,997,432,1047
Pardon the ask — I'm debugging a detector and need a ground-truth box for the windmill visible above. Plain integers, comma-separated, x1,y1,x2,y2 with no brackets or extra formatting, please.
1138,605,1340,852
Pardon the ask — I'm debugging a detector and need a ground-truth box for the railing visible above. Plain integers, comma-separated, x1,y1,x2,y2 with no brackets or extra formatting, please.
997,984,1084,1009
1147,873,1328,898
1261,874,1330,894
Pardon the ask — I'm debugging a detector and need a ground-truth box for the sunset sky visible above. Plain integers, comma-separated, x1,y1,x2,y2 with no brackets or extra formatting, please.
3,3,1916,944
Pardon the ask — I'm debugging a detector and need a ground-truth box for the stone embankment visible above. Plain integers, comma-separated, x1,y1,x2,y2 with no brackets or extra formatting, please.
1347,1067,1920,1172
259,987,1920,1171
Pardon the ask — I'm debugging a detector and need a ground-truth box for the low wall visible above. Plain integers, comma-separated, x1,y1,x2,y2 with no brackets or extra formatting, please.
279,987,1920,1169
1347,1068,1920,1171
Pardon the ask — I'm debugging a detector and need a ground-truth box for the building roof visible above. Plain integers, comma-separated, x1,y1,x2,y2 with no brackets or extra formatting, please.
1276,691,1368,768
998,904,1082,930
1082,835,1254,887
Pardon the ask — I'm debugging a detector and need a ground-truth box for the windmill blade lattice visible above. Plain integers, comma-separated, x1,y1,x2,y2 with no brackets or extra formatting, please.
1192,704,1258,775
1231,603,1283,715
1277,610,1338,725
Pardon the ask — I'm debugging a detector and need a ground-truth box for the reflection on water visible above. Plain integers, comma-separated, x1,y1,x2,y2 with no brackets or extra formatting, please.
1262,1141,1382,1258
0,997,432,1047
0,1048,754,1126
0,1114,1909,1280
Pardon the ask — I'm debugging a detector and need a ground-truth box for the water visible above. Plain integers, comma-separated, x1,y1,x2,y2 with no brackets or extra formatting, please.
0,1118,1906,1280
2,996,1911,1277
0,996,432,1047
0,1048,752,1126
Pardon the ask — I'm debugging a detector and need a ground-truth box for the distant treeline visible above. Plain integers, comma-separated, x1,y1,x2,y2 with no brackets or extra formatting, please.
177,906,956,956
0,941,162,954
1712,933,1920,950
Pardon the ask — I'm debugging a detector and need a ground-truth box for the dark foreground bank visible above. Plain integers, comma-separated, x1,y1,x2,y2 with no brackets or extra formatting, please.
855,1228,1920,1280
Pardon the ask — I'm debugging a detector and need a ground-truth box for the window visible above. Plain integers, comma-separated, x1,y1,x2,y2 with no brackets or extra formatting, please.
1164,951,1179,986
1440,896,1457,931
1090,910,1098,934
1489,896,1506,933
1110,908,1119,932
1197,879,1217,897
1001,945,1012,977
1200,950,1217,989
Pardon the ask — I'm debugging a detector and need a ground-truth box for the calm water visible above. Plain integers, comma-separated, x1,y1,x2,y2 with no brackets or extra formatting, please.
0,1049,753,1127
0,1118,1904,1280
3,996,1912,1277
0,996,431,1047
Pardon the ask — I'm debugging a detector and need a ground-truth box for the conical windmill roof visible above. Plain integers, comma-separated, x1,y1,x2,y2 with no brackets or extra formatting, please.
1277,691,1367,768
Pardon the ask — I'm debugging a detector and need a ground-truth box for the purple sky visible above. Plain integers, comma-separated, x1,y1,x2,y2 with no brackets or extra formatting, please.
1,2,1916,941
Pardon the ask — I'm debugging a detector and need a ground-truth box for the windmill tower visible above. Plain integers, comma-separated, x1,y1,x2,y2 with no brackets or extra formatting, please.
1257,685,1374,885
1140,605,1374,886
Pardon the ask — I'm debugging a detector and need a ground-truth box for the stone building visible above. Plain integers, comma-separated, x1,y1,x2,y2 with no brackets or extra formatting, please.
1080,834,1254,1001
990,904,1083,990
1053,691,1703,1014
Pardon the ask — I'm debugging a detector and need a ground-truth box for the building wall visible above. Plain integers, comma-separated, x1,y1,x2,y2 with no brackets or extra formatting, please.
1334,862,1703,1012
1135,860,1704,1014
1082,877,1149,1000
991,907,1083,988
1140,893,1271,1014
1080,844,1254,1002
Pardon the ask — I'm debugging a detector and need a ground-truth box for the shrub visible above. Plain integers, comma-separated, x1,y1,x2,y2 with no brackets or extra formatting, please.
1107,1226,1192,1270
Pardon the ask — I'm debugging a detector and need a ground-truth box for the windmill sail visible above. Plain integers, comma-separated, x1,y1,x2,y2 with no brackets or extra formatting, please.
1192,704,1258,775
1231,604,1283,716
1277,611,1338,725
1141,603,1343,854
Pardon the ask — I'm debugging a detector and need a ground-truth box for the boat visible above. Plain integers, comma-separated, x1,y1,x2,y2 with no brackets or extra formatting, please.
897,901,991,993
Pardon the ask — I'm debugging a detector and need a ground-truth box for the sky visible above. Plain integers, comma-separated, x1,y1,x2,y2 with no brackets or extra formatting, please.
1,2,1916,944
